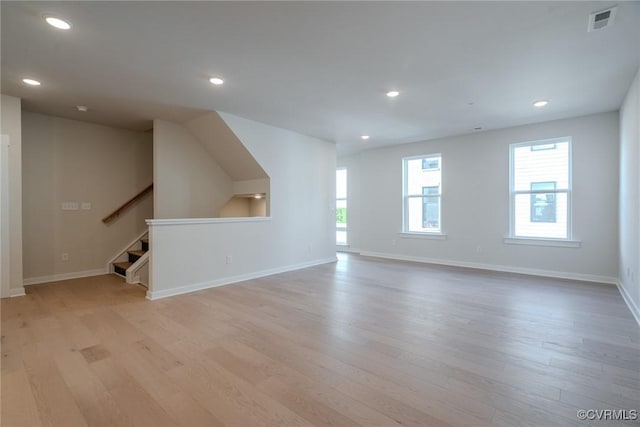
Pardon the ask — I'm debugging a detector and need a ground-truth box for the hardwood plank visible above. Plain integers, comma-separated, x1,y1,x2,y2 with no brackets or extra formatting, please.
2,254,638,427
1,369,43,427
20,342,88,426
158,391,225,427
208,342,402,427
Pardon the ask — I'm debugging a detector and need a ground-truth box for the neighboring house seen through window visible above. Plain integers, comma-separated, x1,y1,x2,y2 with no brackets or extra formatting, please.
530,181,556,223
510,138,571,239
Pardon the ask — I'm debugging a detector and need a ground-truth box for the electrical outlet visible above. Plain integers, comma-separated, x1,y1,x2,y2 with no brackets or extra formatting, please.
476,245,482,253
61,252,69,261
226,255,233,264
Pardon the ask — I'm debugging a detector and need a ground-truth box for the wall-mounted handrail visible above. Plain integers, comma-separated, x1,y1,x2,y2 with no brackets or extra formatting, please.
102,184,153,224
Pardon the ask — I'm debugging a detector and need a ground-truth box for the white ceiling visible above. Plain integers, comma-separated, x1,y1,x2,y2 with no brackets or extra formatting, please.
2,1,639,155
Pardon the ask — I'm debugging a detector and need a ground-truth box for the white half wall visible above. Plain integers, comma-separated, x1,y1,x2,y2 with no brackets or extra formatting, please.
619,68,640,324
147,114,336,299
339,112,619,282
153,119,234,218
0,94,23,297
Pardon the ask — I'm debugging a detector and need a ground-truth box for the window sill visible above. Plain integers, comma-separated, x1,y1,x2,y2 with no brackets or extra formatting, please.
503,237,581,248
399,232,447,241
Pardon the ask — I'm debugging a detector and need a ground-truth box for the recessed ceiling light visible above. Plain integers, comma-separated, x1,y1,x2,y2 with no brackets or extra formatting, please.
533,100,549,108
22,78,41,86
45,16,71,30
76,105,88,112
361,135,370,140
386,91,400,98
254,194,262,199
209,77,224,86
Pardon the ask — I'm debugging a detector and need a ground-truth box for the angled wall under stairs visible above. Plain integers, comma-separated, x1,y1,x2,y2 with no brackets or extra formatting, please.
153,111,271,220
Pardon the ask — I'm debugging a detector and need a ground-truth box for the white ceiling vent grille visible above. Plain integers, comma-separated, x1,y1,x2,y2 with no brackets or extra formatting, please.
588,6,617,32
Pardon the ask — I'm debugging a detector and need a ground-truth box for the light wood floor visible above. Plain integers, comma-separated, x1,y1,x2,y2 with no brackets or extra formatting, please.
2,254,639,427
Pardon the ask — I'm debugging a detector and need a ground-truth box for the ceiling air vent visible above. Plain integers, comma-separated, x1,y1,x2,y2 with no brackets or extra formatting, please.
588,6,617,32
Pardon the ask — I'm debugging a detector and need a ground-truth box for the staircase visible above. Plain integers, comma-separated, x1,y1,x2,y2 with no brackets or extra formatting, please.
113,237,148,279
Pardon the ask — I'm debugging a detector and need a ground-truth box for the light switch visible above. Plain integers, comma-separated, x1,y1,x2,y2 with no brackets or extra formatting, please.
81,202,92,210
61,202,79,210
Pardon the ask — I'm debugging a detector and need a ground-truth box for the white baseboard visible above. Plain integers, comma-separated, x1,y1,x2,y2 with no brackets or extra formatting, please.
359,251,617,285
9,287,25,297
23,268,109,286
336,246,361,254
147,256,338,300
617,280,640,327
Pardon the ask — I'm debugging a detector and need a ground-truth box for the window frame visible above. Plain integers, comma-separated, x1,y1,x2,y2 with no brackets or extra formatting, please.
402,154,443,234
336,168,348,245
508,137,573,241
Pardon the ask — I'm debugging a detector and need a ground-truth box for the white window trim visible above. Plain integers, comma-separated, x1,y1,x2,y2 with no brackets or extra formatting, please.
399,232,447,240
402,154,443,234
503,237,580,248
336,167,348,245
508,137,574,243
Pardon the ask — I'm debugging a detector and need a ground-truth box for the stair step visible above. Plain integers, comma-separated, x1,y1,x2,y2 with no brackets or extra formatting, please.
127,249,146,263
114,261,133,269
113,261,132,276
140,238,149,251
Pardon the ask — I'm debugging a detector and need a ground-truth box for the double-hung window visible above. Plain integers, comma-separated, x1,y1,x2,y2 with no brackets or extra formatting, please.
509,137,571,240
336,168,347,245
403,154,442,233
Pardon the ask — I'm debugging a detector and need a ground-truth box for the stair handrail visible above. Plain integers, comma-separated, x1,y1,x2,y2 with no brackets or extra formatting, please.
102,183,153,223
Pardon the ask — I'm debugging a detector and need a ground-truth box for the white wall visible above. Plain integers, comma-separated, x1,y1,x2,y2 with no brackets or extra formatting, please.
185,112,268,181
153,119,234,218
0,94,23,297
233,178,269,195
219,197,266,218
619,68,640,323
1,136,11,297
147,113,336,299
21,112,153,283
233,178,270,215
339,112,619,283
219,197,251,217
249,197,266,217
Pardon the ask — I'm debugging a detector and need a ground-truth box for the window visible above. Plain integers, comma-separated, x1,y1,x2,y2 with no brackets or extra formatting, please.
403,155,441,233
510,138,571,239
336,168,347,245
